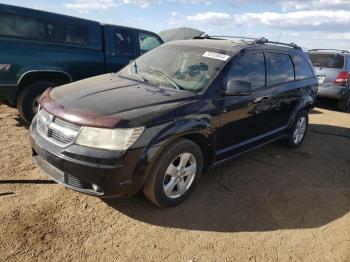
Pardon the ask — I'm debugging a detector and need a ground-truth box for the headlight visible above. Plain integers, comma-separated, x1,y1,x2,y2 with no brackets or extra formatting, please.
76,126,144,150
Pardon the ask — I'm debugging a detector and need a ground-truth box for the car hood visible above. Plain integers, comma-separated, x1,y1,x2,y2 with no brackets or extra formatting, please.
40,73,198,128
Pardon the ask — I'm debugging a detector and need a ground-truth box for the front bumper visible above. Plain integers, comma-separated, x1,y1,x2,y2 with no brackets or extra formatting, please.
317,84,346,99
30,118,146,198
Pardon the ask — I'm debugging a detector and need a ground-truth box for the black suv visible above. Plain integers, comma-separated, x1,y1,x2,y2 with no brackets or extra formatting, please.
30,37,317,207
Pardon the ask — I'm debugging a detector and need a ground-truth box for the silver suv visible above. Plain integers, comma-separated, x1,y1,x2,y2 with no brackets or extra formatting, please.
309,49,350,111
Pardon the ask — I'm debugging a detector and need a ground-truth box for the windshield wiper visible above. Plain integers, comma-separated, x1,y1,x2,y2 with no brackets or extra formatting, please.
149,68,183,90
133,61,149,83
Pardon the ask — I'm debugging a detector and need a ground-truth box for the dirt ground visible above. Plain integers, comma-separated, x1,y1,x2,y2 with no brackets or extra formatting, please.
0,100,349,262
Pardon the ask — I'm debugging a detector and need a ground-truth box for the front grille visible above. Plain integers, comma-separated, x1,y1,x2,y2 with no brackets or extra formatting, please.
37,110,81,146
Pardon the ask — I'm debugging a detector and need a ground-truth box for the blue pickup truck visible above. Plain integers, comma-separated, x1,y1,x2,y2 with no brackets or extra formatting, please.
0,4,163,123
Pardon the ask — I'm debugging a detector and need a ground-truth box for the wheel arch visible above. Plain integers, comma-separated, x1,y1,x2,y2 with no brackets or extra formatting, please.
288,95,314,128
16,70,72,99
130,120,216,195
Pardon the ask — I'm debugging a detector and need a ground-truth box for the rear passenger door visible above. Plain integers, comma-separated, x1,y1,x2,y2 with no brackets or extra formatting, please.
105,26,138,73
266,51,303,128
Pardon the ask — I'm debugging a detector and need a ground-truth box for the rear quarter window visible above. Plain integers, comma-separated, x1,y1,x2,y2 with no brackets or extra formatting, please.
267,52,294,85
309,53,344,69
293,54,314,80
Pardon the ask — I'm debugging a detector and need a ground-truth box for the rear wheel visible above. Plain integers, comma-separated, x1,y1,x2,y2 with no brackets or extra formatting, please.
17,81,57,124
337,95,350,112
143,138,203,208
284,110,309,148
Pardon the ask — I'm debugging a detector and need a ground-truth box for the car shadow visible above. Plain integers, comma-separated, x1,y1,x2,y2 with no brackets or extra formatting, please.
317,97,350,113
105,124,350,232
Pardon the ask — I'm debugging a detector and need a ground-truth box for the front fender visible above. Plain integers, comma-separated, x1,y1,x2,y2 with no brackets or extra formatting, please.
128,118,214,194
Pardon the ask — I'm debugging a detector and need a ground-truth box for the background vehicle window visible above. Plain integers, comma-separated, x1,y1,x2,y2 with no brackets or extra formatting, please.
0,14,90,45
228,51,266,90
309,53,344,69
0,14,45,40
293,54,314,80
115,29,134,56
139,32,162,55
268,53,294,85
48,23,89,45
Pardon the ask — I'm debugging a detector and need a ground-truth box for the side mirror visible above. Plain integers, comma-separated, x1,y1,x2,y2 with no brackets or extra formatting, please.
225,79,253,96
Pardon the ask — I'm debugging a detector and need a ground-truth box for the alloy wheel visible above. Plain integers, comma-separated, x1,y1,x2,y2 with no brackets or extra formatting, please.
293,116,307,144
163,152,197,199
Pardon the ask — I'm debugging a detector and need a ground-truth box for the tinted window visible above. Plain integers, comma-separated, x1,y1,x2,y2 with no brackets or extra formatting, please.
293,54,314,80
0,14,46,40
0,14,90,45
48,23,89,45
309,53,344,69
139,32,162,55
115,29,134,56
228,52,266,90
268,53,294,85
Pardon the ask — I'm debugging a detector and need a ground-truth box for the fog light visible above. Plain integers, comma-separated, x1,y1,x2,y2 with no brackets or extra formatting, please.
92,183,100,192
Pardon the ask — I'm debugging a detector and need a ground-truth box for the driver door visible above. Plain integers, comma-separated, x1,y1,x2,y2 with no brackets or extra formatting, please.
216,50,277,161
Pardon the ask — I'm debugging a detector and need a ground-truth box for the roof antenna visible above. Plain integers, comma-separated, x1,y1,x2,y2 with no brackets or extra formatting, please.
277,31,283,42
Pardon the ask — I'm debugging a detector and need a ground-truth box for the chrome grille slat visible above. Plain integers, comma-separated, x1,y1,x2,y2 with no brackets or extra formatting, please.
37,110,81,146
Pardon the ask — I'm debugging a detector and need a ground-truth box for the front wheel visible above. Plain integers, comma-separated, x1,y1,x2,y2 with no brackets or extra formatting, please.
284,110,309,148
17,81,57,124
143,138,203,208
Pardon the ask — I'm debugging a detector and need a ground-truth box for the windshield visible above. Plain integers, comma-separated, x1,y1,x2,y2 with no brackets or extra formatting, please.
309,53,344,69
118,44,233,92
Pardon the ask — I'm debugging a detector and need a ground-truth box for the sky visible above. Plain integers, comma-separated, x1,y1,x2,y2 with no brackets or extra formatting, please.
2,0,350,50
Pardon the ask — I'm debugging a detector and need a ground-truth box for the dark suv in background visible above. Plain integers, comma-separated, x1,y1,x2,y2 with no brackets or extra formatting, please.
309,49,350,111
0,4,163,123
30,37,317,207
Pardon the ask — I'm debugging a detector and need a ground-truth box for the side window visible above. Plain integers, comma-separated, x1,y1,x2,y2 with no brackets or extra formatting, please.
139,32,162,55
293,54,314,80
0,14,90,45
0,14,46,40
227,51,266,90
267,53,294,85
114,29,135,56
48,23,90,45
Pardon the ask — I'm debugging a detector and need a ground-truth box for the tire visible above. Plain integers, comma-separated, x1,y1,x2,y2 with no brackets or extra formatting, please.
284,110,309,148
337,95,350,112
143,138,204,208
17,81,57,124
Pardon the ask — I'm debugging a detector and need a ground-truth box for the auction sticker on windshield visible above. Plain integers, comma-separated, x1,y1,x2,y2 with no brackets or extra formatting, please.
203,52,230,61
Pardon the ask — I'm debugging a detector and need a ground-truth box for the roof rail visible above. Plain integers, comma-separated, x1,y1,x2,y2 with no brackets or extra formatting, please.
194,35,301,49
308,49,349,53
206,35,258,41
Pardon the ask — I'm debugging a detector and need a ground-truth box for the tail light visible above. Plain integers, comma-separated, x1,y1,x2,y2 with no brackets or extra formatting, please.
335,71,349,85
